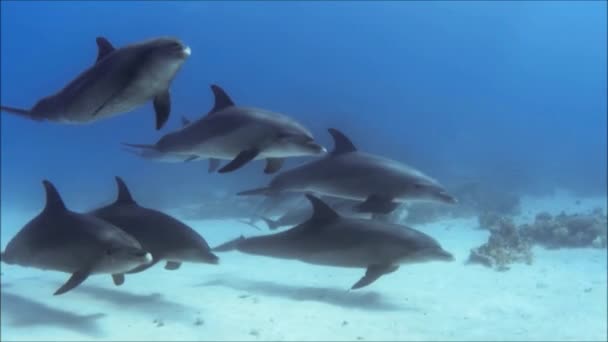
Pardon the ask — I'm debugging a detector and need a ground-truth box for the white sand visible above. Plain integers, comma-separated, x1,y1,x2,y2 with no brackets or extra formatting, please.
1,193,606,341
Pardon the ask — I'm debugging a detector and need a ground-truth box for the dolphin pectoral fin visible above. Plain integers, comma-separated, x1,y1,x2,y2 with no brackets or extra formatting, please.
212,235,246,252
355,195,399,214
208,158,221,173
54,269,91,295
164,261,182,270
153,90,171,130
112,274,125,286
218,148,260,173
264,158,284,174
184,155,199,162
237,187,272,196
351,264,399,290
125,257,160,274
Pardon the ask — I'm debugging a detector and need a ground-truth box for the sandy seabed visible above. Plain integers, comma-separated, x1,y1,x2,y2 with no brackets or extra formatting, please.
1,193,606,341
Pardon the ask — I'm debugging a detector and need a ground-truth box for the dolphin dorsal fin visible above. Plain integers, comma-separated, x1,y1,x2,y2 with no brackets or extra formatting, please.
305,194,340,221
181,116,191,126
114,177,136,204
328,128,357,155
42,180,67,212
207,84,235,115
95,37,115,63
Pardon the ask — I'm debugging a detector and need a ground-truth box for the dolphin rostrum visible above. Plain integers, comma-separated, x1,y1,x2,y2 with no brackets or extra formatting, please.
1,36,191,130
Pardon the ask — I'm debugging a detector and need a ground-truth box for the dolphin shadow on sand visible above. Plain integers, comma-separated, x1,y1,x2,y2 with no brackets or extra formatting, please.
197,276,416,312
1,291,106,338
71,284,196,321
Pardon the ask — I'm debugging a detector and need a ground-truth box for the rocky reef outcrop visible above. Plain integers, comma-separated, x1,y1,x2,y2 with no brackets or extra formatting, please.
520,208,607,249
467,217,533,271
468,207,607,272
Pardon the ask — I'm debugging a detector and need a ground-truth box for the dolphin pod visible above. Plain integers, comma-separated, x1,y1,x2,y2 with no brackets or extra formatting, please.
2,34,458,293
1,180,152,295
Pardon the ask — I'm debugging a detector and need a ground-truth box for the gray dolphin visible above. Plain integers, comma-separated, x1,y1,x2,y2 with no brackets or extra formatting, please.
238,128,457,214
0,180,152,295
0,36,191,130
122,84,327,173
212,195,454,289
88,177,219,281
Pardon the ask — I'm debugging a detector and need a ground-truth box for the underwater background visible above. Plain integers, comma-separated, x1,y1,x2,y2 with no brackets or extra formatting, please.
1,1,607,341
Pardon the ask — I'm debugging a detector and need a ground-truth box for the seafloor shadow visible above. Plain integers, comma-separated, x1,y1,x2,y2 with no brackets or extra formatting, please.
197,276,412,312
72,284,195,321
1,291,106,338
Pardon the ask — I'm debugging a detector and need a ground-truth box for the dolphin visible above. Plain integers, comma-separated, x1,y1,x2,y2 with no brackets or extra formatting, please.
238,128,457,214
88,177,219,281
0,36,191,130
0,180,152,295
212,195,454,289
122,84,327,173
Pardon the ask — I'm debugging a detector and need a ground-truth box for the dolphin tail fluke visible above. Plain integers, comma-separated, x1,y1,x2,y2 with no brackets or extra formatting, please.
237,187,273,197
121,146,143,156
260,217,280,230
0,105,42,121
121,142,157,150
211,235,245,252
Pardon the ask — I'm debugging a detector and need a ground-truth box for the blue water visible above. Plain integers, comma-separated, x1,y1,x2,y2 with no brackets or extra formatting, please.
1,1,606,341
1,1,606,210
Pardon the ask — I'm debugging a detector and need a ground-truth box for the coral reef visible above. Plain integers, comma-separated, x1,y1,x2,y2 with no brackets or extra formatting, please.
467,217,533,271
469,207,607,272
520,208,607,249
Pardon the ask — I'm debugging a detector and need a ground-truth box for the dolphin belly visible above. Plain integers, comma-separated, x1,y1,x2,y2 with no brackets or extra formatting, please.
299,246,392,268
9,247,92,274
